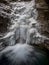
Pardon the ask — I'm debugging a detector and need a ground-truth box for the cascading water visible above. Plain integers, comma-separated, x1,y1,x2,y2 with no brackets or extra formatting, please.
0,0,49,65
0,0,36,45
0,0,48,46
9,0,36,44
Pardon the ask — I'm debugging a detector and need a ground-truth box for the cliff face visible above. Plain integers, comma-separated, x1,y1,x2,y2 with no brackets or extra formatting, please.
36,0,49,49
0,0,12,35
36,0,49,36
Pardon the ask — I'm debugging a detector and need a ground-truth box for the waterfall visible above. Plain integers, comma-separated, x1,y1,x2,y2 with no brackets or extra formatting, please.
0,0,49,47
10,0,36,44
0,1,49,65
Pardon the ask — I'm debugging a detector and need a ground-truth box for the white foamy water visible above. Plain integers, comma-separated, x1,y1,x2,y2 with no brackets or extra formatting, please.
0,0,49,46
0,43,46,65
0,1,49,65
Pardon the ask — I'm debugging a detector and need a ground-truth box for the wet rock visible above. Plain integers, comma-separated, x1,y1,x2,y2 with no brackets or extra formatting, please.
36,0,49,50
0,3,12,35
0,16,11,33
45,0,49,5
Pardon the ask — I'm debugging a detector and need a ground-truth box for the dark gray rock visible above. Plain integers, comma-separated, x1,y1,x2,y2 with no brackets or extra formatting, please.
0,3,12,34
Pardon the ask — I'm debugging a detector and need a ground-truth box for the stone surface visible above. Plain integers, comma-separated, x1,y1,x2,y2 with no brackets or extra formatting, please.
0,3,12,34
36,0,49,50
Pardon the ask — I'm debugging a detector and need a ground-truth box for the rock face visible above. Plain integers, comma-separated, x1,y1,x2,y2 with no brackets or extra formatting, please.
0,1,12,50
0,1,12,34
36,0,49,36
36,0,49,49
0,16,10,33
45,0,49,5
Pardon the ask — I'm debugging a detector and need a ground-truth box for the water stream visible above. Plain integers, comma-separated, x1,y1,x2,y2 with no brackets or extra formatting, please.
0,0,49,50
0,0,49,65
1,0,48,45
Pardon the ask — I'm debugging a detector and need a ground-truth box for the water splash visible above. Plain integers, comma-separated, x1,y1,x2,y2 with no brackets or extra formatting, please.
0,0,49,46
0,1,49,65
0,43,48,65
